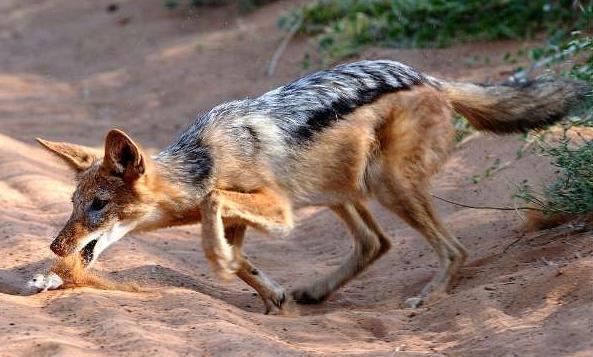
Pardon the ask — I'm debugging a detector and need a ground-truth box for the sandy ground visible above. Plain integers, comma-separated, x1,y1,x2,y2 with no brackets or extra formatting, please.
1,0,592,355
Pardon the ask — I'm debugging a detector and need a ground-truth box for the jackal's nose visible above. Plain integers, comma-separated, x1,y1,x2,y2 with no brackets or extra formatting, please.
50,239,69,257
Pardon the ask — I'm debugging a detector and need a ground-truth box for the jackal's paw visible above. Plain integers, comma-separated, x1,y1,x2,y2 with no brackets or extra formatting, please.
291,287,329,305
404,297,424,309
263,290,287,315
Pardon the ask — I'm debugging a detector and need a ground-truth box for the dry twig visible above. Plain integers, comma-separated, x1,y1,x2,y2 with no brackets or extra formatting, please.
267,16,303,77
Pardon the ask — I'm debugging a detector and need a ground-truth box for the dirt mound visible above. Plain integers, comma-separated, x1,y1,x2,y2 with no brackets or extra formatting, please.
0,0,591,355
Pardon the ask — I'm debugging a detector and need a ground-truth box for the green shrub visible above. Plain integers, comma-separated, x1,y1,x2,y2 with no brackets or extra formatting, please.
516,132,593,214
165,0,277,12
515,30,593,215
281,0,584,61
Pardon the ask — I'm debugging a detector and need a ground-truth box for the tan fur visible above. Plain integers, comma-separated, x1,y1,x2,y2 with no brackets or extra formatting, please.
36,138,101,173
49,254,140,292
292,201,391,303
371,86,467,306
200,189,293,281
39,78,577,311
296,110,378,194
224,224,287,314
441,79,588,133
38,85,465,310
290,85,465,306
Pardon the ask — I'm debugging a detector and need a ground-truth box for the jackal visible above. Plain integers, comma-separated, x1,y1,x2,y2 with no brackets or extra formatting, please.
38,60,589,312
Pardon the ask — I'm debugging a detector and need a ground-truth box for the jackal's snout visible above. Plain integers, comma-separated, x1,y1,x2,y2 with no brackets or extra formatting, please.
50,219,86,257
50,237,73,257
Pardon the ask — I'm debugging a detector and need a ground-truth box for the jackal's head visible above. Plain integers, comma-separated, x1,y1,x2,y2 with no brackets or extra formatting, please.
37,129,164,266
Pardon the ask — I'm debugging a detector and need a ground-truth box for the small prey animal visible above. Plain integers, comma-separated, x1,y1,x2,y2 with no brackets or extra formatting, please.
27,272,64,292
37,60,589,312
27,254,141,294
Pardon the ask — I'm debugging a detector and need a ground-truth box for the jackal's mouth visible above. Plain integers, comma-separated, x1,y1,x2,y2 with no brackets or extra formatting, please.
80,239,98,266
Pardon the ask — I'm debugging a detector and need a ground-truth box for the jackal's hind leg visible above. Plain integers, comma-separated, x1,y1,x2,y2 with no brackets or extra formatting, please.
225,225,286,314
374,182,467,308
292,202,391,304
200,189,293,282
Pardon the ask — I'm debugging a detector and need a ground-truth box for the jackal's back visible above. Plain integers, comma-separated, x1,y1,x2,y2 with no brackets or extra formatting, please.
164,60,428,149
254,60,427,143
157,60,432,195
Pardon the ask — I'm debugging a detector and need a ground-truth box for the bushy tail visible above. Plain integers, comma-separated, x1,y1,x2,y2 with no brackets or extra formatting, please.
438,78,590,134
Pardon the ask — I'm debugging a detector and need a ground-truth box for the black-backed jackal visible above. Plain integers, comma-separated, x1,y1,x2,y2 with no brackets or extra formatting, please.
37,60,589,313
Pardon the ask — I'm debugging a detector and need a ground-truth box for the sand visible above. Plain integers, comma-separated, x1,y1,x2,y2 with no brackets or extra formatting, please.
0,0,591,355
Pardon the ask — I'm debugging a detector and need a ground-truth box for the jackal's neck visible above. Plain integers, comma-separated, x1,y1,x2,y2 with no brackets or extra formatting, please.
153,144,215,197
132,155,213,232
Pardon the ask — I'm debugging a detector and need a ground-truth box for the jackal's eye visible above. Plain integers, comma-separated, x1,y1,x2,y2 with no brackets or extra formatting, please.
89,198,108,212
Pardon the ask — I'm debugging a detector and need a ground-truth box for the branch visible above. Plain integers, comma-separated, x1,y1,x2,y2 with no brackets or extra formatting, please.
508,40,589,81
431,194,540,211
267,16,303,77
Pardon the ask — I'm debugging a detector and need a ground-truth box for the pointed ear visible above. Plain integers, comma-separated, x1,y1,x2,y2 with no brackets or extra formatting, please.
102,129,145,181
36,138,97,173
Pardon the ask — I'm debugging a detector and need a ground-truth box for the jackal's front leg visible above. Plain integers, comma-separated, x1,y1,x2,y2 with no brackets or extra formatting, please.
200,189,293,281
200,196,238,280
225,225,287,314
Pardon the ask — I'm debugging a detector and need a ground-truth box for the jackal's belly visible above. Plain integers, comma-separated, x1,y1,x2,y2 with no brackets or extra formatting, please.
273,133,376,207
267,100,391,207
